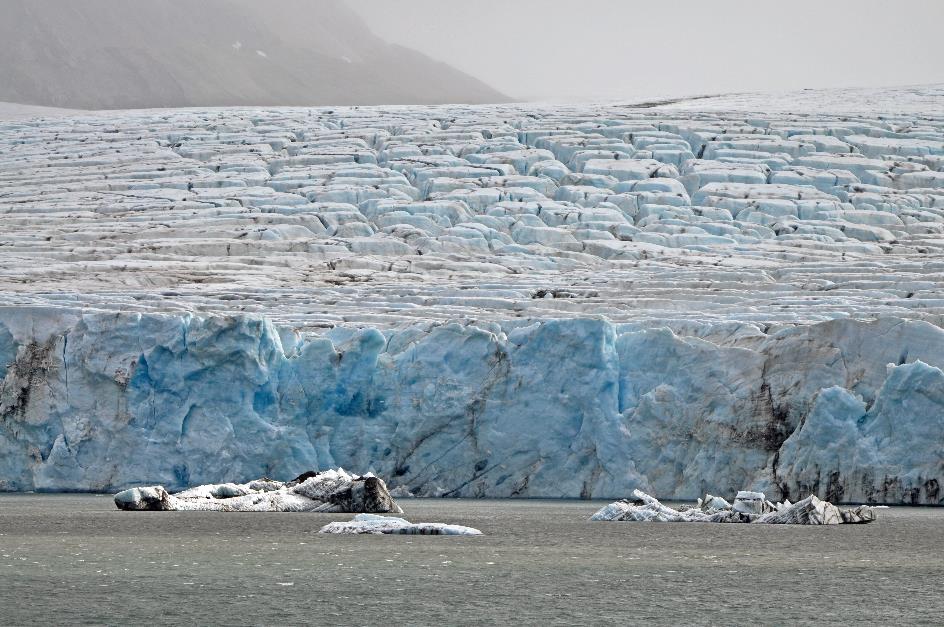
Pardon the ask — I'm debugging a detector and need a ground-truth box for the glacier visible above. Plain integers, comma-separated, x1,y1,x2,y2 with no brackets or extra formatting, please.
1,85,942,504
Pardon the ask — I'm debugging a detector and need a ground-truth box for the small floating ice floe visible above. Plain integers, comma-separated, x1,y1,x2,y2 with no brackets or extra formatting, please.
319,513,483,536
591,489,876,525
113,469,402,513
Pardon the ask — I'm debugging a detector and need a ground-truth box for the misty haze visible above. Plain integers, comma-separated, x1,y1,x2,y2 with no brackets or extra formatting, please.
0,0,505,108
1,1,943,626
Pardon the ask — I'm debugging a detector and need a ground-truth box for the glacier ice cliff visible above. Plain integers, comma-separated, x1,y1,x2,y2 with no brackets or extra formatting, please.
1,309,941,504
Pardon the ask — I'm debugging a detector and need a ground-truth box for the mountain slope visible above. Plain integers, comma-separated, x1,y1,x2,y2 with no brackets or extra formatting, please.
0,0,508,108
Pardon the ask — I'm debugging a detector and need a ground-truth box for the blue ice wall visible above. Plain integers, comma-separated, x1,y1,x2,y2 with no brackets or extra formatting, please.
0,307,941,503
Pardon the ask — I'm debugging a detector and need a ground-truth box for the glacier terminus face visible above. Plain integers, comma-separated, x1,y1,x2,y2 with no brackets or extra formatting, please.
1,85,942,504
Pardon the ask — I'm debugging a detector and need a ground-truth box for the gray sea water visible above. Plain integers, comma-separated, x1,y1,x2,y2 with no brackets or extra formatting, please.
0,495,941,626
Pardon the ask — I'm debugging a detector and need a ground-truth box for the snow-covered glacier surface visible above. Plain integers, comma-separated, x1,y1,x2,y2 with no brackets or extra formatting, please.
1,85,942,503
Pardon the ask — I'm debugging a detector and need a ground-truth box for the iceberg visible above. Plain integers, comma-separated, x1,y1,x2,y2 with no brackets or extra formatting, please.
732,491,766,515
319,513,483,536
591,489,876,525
113,469,403,513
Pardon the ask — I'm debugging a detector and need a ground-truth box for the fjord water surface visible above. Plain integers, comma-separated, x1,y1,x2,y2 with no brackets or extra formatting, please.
0,495,941,625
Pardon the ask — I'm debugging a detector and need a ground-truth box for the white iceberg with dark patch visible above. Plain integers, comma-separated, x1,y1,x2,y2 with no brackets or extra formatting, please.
591,489,876,524
113,469,403,513
319,513,482,535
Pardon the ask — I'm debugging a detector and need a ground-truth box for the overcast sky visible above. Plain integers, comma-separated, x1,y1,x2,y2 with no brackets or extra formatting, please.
350,0,944,102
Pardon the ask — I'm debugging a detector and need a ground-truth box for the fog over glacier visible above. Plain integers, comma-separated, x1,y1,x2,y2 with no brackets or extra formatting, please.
353,0,944,102
0,0,506,108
